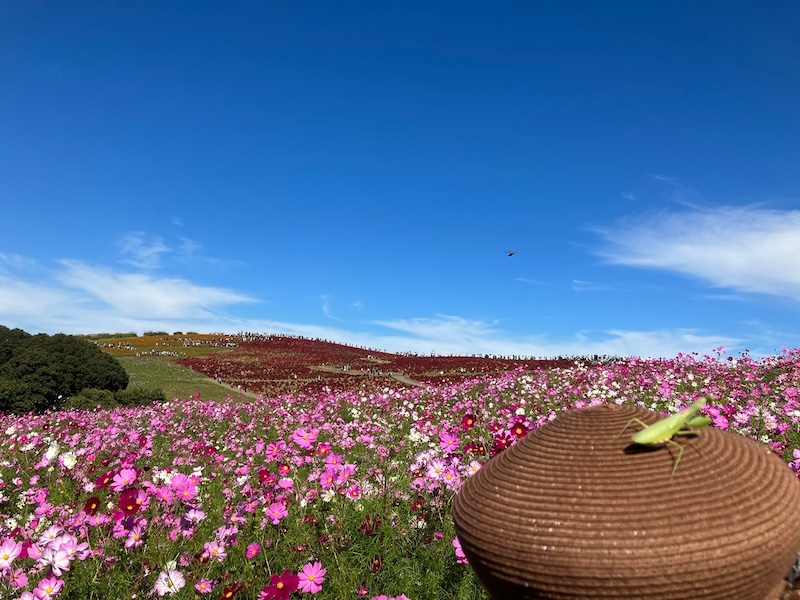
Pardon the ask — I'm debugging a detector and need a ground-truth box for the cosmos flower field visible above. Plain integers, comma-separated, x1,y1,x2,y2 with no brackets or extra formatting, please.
1,347,800,600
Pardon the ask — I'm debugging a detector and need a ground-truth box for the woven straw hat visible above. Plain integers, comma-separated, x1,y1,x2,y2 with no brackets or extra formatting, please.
453,404,800,599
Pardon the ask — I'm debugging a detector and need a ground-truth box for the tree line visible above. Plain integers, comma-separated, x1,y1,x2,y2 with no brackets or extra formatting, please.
0,326,163,414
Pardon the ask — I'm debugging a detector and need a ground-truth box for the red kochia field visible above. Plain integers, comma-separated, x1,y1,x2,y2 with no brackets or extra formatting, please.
174,334,575,396
1,339,799,599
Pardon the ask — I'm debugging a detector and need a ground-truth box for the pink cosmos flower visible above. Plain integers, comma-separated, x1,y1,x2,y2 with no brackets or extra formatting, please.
426,459,446,480
203,540,227,563
40,547,71,577
38,525,63,547
154,569,186,596
246,543,261,559
265,502,288,525
111,468,137,492
324,453,344,468
439,431,460,453
33,576,64,599
789,449,800,473
170,473,198,502
320,467,338,489
0,538,22,571
453,536,469,564
60,538,91,561
297,561,327,594
125,525,145,549
195,579,214,594
291,427,319,450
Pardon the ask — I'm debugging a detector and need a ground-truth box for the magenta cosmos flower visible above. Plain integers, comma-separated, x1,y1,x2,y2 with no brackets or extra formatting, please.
246,543,261,559
297,561,327,594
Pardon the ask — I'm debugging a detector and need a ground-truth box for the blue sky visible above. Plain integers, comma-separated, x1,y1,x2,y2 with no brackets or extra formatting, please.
1,1,799,358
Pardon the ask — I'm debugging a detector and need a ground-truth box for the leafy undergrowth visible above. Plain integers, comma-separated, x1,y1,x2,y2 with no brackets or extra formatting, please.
1,347,799,599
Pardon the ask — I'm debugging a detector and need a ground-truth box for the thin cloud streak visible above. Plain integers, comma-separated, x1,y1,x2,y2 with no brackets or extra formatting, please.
595,206,800,300
0,260,739,357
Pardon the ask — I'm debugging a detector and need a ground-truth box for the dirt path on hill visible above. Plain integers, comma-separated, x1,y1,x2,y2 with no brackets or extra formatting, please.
204,378,261,399
202,370,426,399
388,373,426,387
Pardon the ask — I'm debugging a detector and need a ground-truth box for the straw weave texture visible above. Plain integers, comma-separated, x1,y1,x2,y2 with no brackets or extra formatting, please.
453,404,800,599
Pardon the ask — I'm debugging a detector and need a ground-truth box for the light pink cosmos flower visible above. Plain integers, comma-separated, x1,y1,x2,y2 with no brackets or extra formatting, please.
203,540,227,563
59,536,92,561
112,468,137,492
26,543,44,560
38,525,63,548
40,547,71,577
298,561,327,594
0,538,22,571
33,576,64,599
154,569,186,596
125,525,145,549
426,459,446,480
265,502,288,525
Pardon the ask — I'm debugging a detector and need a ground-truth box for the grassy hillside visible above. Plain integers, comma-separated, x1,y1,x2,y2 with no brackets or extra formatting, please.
117,356,243,402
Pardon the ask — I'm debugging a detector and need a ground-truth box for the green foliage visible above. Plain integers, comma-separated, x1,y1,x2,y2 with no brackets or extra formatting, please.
64,388,120,411
115,385,166,407
0,327,130,414
0,379,41,414
143,331,169,336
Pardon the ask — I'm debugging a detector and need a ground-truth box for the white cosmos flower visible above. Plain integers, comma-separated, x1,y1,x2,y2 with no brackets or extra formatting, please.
60,451,77,470
45,442,60,462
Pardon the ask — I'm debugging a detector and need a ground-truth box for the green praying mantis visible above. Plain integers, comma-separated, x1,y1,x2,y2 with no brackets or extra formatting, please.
616,397,713,479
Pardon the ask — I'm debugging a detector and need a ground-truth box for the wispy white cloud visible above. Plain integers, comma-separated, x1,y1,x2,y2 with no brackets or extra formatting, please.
118,232,171,269
648,173,676,183
0,253,39,272
0,257,740,357
516,277,543,285
571,279,609,292
371,315,739,358
57,260,254,319
594,205,800,300
320,294,344,322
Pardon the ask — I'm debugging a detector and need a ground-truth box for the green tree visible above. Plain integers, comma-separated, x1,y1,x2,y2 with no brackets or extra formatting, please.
0,329,129,414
